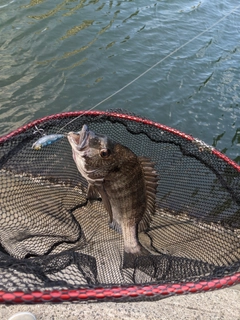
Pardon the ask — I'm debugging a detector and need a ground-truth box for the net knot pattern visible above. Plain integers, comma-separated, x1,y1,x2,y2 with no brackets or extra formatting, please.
0,110,240,302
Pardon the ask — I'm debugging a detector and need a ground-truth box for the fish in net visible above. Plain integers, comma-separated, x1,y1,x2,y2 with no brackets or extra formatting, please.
0,110,240,303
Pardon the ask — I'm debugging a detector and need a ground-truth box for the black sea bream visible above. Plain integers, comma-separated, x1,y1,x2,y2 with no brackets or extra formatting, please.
68,125,158,267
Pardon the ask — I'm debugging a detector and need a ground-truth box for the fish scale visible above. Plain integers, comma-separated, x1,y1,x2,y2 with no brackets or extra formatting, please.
103,155,146,224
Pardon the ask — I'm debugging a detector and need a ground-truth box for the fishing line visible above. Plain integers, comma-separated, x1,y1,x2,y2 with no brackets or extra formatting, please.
56,4,240,133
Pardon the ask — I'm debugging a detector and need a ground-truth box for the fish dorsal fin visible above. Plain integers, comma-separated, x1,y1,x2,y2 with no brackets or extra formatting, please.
138,156,158,232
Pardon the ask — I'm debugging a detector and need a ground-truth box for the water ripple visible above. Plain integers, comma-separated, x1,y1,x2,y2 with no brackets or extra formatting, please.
60,20,94,41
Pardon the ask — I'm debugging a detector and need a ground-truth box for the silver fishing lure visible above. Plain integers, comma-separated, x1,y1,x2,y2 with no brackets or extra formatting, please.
32,133,65,150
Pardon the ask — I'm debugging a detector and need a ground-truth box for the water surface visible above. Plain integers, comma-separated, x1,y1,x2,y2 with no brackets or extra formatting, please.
0,0,240,162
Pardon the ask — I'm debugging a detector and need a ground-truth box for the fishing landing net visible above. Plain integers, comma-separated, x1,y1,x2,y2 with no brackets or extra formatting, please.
0,110,240,304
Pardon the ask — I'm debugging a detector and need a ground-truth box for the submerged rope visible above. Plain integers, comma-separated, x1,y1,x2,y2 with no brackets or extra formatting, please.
57,4,240,133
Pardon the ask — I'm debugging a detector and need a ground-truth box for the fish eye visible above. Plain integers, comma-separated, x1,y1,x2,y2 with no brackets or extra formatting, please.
100,148,110,158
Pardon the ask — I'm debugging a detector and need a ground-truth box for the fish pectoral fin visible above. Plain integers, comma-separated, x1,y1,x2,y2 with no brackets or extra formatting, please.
94,185,113,223
87,184,100,201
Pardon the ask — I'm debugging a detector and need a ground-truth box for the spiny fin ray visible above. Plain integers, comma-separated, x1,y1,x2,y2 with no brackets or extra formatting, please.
138,156,158,232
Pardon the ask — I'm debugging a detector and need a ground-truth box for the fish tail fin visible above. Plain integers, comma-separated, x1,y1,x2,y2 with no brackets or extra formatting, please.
123,245,150,269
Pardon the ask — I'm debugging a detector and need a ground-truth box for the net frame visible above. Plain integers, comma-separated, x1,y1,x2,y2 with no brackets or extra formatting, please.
0,110,240,304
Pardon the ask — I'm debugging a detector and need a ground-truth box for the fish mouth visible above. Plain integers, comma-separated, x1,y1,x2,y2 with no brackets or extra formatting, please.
68,124,90,151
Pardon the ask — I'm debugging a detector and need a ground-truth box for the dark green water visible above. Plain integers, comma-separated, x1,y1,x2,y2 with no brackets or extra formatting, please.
0,0,240,163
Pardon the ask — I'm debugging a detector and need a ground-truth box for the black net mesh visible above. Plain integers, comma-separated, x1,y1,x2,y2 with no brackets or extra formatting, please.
0,110,240,297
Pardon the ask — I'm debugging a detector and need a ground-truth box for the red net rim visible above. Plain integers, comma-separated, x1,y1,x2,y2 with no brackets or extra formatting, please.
0,110,240,303
1,110,239,172
0,273,240,303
